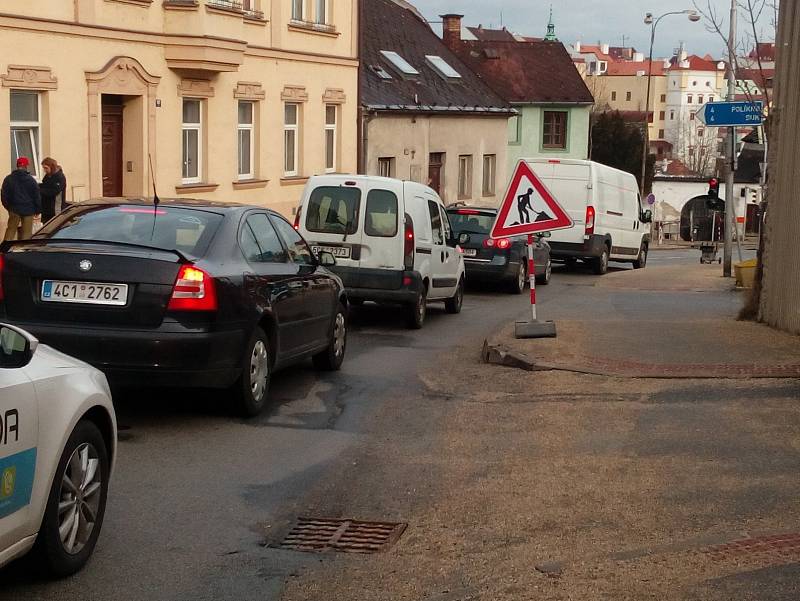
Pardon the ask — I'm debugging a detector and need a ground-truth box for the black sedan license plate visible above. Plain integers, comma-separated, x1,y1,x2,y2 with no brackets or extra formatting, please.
312,245,351,259
463,249,478,257
41,280,128,306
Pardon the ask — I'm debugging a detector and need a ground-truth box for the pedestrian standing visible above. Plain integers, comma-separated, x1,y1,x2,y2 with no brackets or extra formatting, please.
39,157,67,223
1,157,41,241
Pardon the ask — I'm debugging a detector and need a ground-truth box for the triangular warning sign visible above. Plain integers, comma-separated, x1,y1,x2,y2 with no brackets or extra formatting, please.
490,160,574,238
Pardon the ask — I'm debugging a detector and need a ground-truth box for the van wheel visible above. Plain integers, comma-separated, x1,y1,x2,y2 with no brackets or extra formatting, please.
536,258,552,285
231,327,271,417
406,287,427,329
32,420,109,578
313,304,347,371
445,277,464,314
510,262,526,294
633,244,648,269
592,246,610,275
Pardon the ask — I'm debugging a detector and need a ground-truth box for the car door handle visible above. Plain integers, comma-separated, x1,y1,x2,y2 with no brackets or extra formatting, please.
288,281,303,289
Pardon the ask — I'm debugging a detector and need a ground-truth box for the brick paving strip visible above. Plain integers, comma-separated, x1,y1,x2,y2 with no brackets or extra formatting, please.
535,358,800,379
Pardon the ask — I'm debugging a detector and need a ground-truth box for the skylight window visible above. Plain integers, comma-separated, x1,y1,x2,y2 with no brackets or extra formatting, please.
425,55,462,80
380,50,420,77
371,65,392,80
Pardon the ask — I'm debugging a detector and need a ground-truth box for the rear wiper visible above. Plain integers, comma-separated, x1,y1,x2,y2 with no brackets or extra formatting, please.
2,238,192,263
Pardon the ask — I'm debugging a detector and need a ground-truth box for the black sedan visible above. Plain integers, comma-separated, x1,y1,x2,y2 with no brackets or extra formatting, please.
447,207,551,293
0,199,348,417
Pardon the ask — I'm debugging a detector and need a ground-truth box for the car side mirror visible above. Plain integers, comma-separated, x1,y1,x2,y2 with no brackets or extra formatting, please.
318,251,337,267
642,209,653,223
457,232,471,245
0,324,37,369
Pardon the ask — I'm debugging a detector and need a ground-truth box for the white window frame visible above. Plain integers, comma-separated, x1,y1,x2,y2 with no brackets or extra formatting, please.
291,0,304,21
10,90,42,180
482,154,496,197
182,98,202,185
284,103,300,177
377,157,394,178
458,155,472,200
315,0,327,24
237,100,255,181
324,104,337,173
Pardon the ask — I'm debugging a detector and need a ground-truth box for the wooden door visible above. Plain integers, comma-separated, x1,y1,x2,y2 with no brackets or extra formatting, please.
102,104,123,197
428,153,444,195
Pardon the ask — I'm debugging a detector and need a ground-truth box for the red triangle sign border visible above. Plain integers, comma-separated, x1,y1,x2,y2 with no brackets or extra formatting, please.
490,160,574,239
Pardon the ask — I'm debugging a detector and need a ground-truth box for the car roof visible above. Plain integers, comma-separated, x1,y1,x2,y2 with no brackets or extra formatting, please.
80,197,272,213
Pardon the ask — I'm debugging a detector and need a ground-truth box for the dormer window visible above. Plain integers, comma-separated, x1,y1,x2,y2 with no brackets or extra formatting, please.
380,51,419,78
425,55,462,80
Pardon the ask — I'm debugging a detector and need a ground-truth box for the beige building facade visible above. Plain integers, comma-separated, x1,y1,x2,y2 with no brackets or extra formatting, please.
0,0,359,232
364,113,509,207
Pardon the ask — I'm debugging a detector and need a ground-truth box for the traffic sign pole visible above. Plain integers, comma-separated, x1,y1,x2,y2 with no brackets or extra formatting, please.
527,234,537,322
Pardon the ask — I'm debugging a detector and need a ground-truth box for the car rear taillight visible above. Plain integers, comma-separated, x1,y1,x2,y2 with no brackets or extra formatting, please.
168,265,217,311
483,238,511,250
585,206,596,236
404,214,415,270
456,209,481,215
293,207,302,231
0,255,4,301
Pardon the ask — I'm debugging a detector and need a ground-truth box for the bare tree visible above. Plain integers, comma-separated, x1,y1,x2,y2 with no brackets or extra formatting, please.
693,0,777,137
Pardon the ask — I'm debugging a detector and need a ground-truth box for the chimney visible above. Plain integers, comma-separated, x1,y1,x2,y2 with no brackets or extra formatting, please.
633,52,644,62
440,14,463,51
678,41,688,62
575,41,581,53
601,43,609,55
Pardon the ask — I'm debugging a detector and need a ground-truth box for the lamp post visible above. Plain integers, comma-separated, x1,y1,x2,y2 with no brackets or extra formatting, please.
639,10,701,198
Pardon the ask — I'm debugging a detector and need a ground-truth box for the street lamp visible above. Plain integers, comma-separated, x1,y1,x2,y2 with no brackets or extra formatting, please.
639,9,701,199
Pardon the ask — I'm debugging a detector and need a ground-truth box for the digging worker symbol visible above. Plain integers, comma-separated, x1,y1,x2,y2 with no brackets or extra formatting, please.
517,187,552,225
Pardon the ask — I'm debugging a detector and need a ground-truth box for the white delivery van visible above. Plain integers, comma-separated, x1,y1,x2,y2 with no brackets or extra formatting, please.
296,175,466,329
524,159,652,274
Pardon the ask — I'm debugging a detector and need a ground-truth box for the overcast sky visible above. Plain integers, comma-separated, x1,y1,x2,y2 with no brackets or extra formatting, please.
412,0,778,58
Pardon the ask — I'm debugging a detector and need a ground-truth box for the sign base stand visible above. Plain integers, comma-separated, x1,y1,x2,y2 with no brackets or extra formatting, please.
515,320,557,339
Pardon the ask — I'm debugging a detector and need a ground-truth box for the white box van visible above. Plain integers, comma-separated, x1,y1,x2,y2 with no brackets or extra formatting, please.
524,159,652,274
296,175,466,328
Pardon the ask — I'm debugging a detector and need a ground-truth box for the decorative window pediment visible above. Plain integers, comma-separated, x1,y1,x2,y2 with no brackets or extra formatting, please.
178,79,215,98
234,82,266,101
322,88,346,104
2,65,58,90
281,85,309,103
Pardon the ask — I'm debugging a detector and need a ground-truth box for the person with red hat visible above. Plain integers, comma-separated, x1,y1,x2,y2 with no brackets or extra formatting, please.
2,156,41,241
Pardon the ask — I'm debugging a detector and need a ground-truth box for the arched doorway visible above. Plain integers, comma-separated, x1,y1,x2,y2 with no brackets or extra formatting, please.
680,195,725,242
85,57,160,198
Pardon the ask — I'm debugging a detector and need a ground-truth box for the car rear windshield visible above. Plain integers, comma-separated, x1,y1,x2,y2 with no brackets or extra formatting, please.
447,210,496,235
37,205,224,256
305,186,360,235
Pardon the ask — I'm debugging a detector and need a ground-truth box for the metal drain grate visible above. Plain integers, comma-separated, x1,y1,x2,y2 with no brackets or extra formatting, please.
279,517,407,554
704,533,800,562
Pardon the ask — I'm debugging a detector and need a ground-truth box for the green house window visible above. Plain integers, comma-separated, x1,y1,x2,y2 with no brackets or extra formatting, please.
543,111,568,150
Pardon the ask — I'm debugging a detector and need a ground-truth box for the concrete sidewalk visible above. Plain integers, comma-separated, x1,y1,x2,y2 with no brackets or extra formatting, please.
494,263,800,379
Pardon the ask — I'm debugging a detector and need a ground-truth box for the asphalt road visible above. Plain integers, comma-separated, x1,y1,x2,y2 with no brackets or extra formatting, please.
1,251,765,600
2,258,579,600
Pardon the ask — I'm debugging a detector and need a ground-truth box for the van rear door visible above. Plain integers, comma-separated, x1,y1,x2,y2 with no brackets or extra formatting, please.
527,160,591,245
357,180,405,290
302,184,363,288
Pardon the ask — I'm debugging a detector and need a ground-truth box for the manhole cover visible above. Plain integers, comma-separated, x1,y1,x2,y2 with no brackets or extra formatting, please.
704,533,800,563
279,518,407,554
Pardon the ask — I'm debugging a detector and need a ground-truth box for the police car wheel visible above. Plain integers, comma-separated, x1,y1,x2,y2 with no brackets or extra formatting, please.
34,419,110,578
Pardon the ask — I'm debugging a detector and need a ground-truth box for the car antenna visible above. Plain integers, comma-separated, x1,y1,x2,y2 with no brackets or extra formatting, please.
148,153,160,239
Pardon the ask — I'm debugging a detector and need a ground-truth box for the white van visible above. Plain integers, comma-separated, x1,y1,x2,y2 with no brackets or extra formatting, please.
524,159,652,274
296,175,466,328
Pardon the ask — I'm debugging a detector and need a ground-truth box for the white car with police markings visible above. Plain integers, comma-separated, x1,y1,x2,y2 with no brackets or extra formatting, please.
0,323,116,577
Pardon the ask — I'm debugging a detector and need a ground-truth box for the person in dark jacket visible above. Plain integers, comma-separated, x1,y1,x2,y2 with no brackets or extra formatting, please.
2,157,41,241
39,157,67,222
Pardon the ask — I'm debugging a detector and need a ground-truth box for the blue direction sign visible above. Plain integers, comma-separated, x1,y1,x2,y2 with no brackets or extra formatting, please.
697,101,764,127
